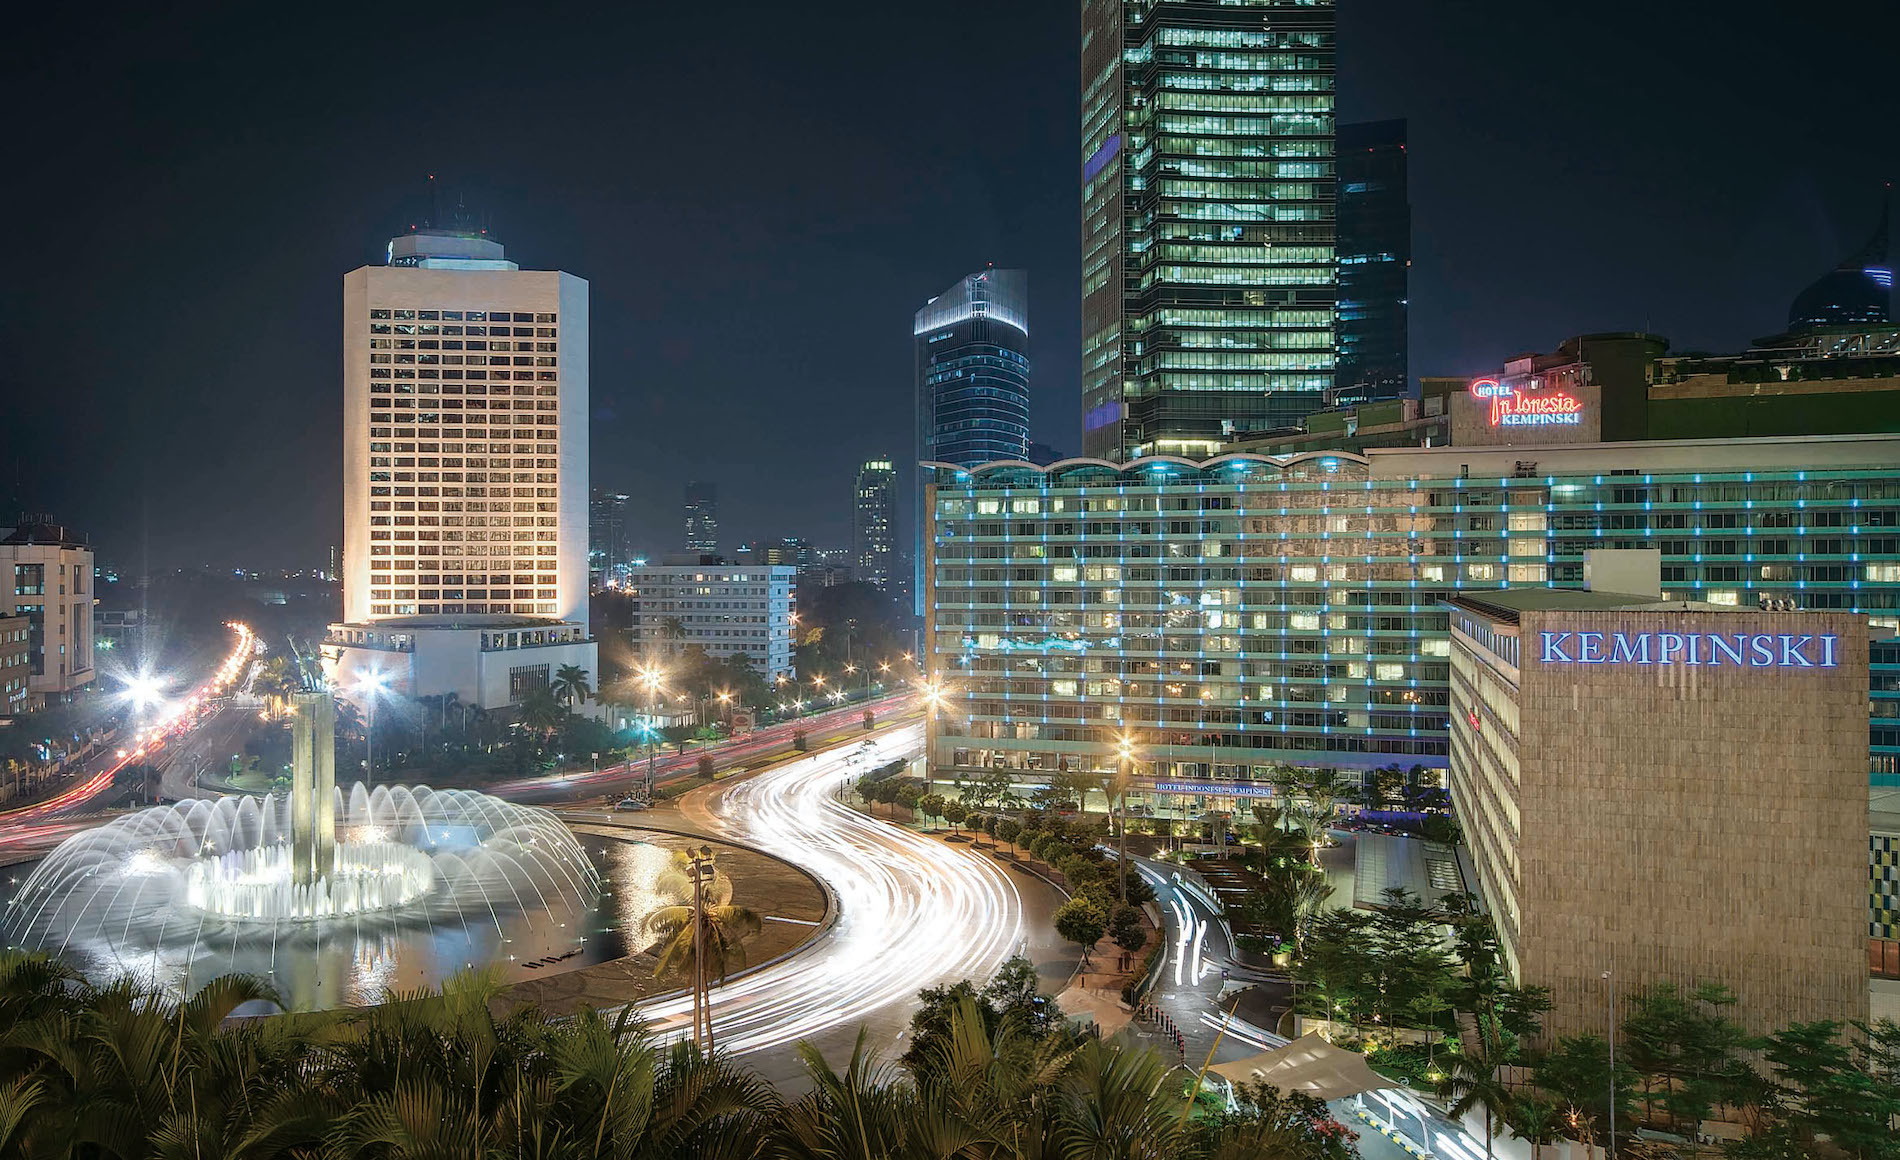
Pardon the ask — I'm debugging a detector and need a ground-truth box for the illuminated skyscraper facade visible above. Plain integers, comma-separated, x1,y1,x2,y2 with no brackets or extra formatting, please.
853,459,896,594
340,229,588,626
913,268,1031,612
1081,0,1337,461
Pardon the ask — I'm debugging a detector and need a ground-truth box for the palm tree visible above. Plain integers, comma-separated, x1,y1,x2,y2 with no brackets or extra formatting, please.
661,616,686,659
518,688,564,737
327,969,772,1159
551,664,592,709
647,854,764,993
1512,1094,1564,1160
1437,1034,1519,1160
775,1032,923,1160
252,654,300,713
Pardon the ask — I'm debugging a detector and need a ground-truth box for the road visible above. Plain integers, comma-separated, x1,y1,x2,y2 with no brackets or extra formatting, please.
1126,854,1290,1068
487,692,914,805
1131,853,1487,1160
0,624,256,827
613,722,1077,1088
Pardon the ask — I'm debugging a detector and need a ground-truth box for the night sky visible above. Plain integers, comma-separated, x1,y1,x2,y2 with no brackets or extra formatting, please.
2,2,1894,573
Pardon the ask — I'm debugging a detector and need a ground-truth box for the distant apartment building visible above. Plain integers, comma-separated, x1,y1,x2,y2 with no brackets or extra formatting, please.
1,518,96,707
734,538,851,588
0,613,31,717
684,482,719,555
1446,570,1867,1038
1335,119,1409,405
626,564,795,679
323,221,596,712
854,459,896,594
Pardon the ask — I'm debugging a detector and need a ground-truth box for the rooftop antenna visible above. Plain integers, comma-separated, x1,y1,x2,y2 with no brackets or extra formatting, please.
426,173,439,230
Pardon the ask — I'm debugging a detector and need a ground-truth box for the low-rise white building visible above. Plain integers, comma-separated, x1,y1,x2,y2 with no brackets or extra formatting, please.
626,564,795,678
322,617,596,711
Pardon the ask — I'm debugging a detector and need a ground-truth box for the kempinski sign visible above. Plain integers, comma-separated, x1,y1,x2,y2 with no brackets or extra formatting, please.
1538,631,1841,669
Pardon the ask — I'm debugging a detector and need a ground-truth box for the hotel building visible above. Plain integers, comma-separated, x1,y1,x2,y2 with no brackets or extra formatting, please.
323,226,596,712
1445,567,1869,1038
625,564,796,679
921,432,1900,801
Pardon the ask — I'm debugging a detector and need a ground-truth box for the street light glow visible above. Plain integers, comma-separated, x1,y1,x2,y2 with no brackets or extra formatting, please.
120,672,169,714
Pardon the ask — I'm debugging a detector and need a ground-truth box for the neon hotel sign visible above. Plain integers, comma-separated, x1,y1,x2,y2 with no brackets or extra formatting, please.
1539,631,1840,669
1470,377,1583,427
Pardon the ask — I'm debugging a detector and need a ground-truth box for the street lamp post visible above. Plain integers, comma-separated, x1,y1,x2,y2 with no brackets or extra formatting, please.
638,666,664,802
1603,968,1617,1158
920,677,950,795
1115,733,1137,903
354,670,388,785
689,844,716,1048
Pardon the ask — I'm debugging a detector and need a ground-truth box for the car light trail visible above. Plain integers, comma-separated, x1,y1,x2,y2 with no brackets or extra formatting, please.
2,624,256,823
626,722,1033,1056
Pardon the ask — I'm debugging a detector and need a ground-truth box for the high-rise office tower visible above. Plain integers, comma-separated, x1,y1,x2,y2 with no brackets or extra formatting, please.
1080,0,1338,460
853,458,896,594
684,481,718,556
589,488,630,584
914,268,1030,612
325,220,597,712
1335,119,1409,404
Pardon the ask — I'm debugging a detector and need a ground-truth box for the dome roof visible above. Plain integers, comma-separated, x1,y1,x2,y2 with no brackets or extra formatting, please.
1789,189,1892,331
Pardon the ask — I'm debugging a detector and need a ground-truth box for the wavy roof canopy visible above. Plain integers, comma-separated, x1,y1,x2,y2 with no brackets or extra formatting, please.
922,451,1372,487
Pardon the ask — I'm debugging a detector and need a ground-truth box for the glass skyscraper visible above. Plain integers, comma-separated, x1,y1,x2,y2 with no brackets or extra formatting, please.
1335,119,1409,404
1081,0,1337,462
914,268,1031,613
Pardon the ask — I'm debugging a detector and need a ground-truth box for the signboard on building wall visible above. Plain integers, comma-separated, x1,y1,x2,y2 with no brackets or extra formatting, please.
1451,375,1602,446
1150,779,1277,798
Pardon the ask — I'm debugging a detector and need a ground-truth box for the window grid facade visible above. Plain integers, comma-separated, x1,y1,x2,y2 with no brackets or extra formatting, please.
923,448,1900,790
362,306,563,618
1081,0,1338,462
626,566,797,679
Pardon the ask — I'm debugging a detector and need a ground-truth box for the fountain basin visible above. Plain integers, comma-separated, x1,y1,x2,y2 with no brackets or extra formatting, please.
180,841,436,921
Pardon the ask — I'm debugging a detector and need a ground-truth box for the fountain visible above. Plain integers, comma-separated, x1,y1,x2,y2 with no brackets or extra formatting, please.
0,691,642,1010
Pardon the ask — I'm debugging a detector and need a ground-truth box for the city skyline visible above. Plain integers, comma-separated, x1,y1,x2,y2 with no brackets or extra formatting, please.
3,2,1895,569
1,5,1898,1150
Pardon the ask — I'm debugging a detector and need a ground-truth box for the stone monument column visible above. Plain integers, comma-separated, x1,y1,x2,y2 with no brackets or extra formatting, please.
289,691,337,885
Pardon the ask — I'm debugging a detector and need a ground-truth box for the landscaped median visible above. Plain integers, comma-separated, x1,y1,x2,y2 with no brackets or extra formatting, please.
499,822,833,1018
850,773,1162,1005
